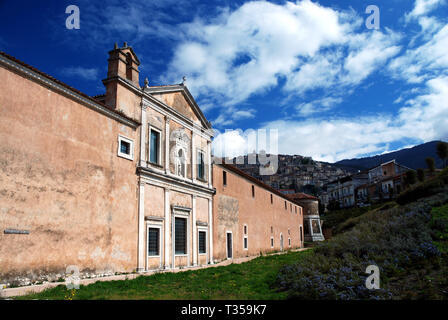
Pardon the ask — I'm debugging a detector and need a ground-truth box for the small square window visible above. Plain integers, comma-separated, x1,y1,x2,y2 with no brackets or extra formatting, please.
118,135,134,160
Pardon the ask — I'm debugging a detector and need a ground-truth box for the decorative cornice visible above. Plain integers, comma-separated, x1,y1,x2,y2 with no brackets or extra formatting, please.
145,216,164,221
137,166,215,196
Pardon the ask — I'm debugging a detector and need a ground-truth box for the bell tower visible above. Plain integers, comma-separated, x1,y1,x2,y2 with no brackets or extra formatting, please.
102,42,141,120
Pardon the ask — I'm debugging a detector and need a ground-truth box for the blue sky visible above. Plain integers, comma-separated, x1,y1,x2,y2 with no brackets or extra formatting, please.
1,0,447,162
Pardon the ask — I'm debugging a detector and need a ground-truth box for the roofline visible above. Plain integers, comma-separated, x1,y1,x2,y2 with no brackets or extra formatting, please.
0,51,140,129
286,193,318,201
216,163,303,207
367,159,415,173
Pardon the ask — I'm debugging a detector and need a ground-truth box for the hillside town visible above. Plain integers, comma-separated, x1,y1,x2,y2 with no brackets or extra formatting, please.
232,152,447,213
232,153,351,195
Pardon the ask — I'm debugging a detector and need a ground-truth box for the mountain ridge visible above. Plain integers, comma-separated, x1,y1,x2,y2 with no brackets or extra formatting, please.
333,140,446,172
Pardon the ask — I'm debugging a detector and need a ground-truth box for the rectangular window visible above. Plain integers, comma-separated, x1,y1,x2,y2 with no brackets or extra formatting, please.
118,135,134,160
270,194,273,204
223,171,227,186
148,228,159,256
288,238,291,246
175,218,187,254
285,201,287,210
198,231,206,254
244,225,247,235
197,150,205,180
270,237,274,248
149,129,160,164
227,232,233,259
251,185,255,198
244,237,248,250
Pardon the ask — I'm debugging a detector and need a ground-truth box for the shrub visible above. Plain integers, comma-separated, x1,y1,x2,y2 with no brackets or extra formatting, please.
276,192,448,300
397,168,448,205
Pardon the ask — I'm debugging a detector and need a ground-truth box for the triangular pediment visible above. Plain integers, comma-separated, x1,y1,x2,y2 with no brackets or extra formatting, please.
147,85,211,130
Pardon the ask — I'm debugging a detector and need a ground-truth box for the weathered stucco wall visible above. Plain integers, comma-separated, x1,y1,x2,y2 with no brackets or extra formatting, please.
213,165,304,261
0,66,139,284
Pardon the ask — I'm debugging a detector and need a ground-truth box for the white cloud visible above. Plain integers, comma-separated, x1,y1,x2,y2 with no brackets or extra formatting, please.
212,129,253,158
163,0,402,127
212,108,256,126
61,66,99,80
405,0,446,21
213,76,448,162
296,97,342,116
189,1,399,126
389,24,448,83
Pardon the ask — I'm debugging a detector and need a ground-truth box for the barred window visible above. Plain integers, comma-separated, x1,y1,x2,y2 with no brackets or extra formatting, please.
175,218,187,254
198,231,206,254
148,228,159,256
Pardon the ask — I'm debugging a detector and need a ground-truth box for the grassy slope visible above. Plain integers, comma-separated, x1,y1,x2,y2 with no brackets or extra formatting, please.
16,250,311,300
15,169,448,300
276,169,448,300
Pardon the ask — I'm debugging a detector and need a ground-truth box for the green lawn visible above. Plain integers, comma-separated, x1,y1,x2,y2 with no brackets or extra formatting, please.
16,250,311,300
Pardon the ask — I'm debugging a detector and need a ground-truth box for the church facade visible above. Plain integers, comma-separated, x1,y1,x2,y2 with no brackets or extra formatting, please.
0,44,303,286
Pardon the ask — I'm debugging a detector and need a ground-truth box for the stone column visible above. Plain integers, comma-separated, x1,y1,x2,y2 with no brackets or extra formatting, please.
165,116,170,174
137,181,145,271
164,188,171,269
192,195,197,266
208,197,214,264
140,103,147,167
